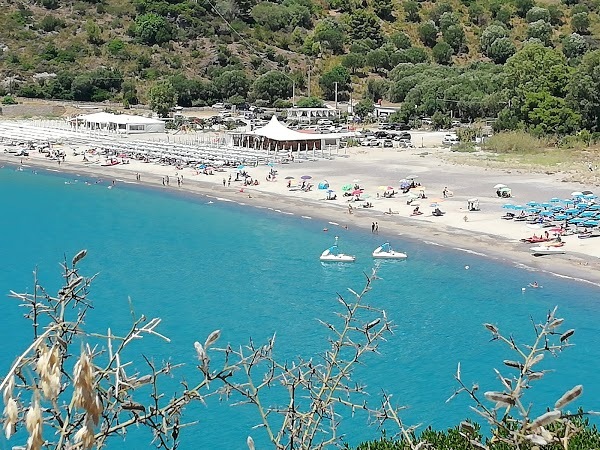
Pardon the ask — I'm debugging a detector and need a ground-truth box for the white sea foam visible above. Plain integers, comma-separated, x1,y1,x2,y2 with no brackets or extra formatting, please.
328,221,339,225
423,240,443,247
452,247,487,257
301,216,312,219
214,197,233,202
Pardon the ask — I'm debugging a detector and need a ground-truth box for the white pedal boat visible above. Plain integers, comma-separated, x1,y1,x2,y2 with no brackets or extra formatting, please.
372,243,407,259
530,245,565,256
320,236,356,262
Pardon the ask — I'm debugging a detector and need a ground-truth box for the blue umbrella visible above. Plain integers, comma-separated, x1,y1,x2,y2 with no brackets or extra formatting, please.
569,218,586,223
584,194,597,199
502,203,514,209
198,164,206,169
267,162,275,167
237,164,245,170
563,199,574,204
585,220,600,226
565,208,579,214
527,207,540,213
527,201,539,206
581,211,596,217
540,211,553,216
540,202,552,208
554,214,568,220
577,203,589,209
588,205,600,211
551,205,564,211
513,205,524,210
550,197,561,203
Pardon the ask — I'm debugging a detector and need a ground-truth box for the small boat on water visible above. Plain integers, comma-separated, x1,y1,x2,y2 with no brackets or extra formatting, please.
372,242,407,260
320,237,356,262
530,245,566,256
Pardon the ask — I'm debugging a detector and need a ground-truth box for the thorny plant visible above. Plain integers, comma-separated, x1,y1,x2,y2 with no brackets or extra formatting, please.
448,306,588,449
201,268,419,450
0,250,224,450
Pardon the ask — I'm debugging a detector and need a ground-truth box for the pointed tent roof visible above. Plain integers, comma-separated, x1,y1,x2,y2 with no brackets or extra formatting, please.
250,116,320,141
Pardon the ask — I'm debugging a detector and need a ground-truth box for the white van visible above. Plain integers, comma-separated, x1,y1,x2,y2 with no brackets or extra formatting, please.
317,119,333,126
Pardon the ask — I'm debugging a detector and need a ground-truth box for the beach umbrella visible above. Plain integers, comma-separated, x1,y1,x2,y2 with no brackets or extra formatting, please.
540,202,552,208
584,220,599,227
284,176,295,180
237,164,245,170
406,175,419,179
572,191,584,197
494,183,507,189
513,205,524,210
577,203,589,209
569,218,586,224
502,203,514,209
301,175,312,180
342,184,353,191
378,186,389,190
584,194,597,199
550,197,561,203
353,178,361,183
554,214,568,220
352,189,363,196
565,208,579,214
552,205,564,211
581,211,596,217
563,199,574,204
362,194,371,199
267,162,275,167
526,201,539,206
526,207,540,213
540,211,553,216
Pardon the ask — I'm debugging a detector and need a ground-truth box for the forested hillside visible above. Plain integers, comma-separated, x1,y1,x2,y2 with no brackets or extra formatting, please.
2,0,600,134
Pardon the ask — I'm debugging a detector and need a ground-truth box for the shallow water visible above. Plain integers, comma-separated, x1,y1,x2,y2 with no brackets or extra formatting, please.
1,166,599,449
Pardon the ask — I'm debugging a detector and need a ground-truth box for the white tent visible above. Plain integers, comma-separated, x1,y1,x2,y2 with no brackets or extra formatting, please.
248,116,319,141
77,112,165,134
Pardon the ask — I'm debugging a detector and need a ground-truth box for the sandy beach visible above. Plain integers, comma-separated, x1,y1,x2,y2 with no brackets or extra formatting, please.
2,124,600,287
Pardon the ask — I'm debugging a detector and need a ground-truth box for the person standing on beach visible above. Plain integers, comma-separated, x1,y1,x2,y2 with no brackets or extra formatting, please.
371,222,375,233
166,176,170,186
223,178,226,187
375,222,379,233
443,187,448,198
162,177,165,186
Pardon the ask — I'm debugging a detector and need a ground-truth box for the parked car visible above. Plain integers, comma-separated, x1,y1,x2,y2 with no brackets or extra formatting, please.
382,139,394,148
393,132,412,141
317,119,333,126
442,134,460,146
211,102,224,109
392,123,411,131
364,138,379,146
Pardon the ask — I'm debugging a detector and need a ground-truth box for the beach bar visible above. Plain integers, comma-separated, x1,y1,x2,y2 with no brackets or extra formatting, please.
73,112,166,134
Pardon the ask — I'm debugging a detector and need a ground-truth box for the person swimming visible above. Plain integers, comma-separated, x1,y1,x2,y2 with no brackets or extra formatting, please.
528,281,541,288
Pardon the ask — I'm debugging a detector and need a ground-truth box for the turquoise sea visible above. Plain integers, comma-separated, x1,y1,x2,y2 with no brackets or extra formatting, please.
1,165,600,449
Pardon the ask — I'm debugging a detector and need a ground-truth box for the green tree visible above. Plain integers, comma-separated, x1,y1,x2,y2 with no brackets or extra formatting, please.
431,110,451,129
432,41,453,65
121,80,139,105
480,24,508,55
251,70,292,105
468,3,487,26
391,47,430,64
71,75,95,101
526,20,552,46
418,21,438,48
547,5,563,25
39,15,64,32
149,80,177,117
390,31,411,50
430,2,453,24
134,13,172,45
567,50,600,130
523,90,581,135
366,79,390,101
495,6,513,25
318,65,350,100
251,2,291,31
354,98,374,118
443,25,466,54
106,39,126,58
439,11,458,33
341,53,366,73
571,12,590,34
403,0,420,22
346,10,382,44
515,0,534,18
372,0,393,20
313,19,345,54
296,96,324,107
214,70,250,100
487,37,516,63
562,33,588,60
366,49,390,72
526,6,550,23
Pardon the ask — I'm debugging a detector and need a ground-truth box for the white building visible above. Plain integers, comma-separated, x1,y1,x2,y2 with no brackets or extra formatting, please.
73,112,165,134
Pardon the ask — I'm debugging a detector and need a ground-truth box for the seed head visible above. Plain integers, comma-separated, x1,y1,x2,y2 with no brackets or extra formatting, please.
3,397,18,439
555,385,583,409
247,436,255,450
530,410,561,430
484,391,515,406
560,329,575,342
25,398,43,450
204,330,221,349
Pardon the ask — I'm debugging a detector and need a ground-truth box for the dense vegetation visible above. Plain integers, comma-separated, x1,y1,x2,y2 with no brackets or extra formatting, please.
3,0,600,134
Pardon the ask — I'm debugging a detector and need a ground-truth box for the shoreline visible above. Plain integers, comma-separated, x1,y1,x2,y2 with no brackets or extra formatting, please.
3,150,600,288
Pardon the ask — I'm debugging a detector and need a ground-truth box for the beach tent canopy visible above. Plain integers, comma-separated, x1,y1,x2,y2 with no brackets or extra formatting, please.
77,112,165,134
248,116,355,142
